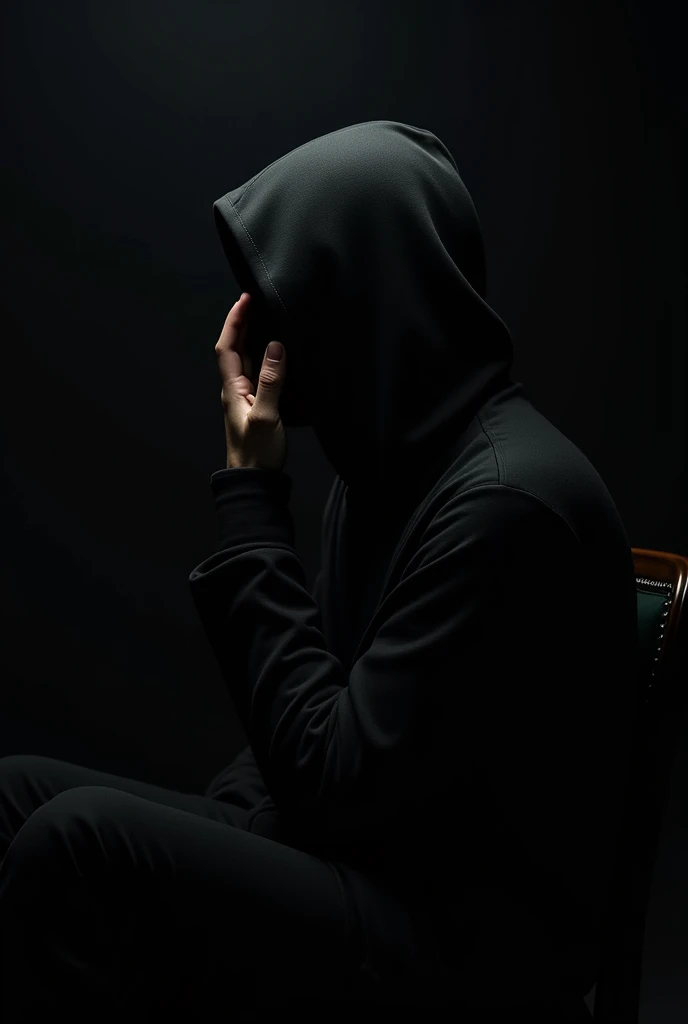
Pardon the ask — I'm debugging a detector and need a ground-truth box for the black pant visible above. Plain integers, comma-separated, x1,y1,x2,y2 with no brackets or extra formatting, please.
0,750,424,1021
0,751,595,1022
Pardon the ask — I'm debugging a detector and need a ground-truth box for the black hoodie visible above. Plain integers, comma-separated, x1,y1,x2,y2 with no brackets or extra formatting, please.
189,121,639,1009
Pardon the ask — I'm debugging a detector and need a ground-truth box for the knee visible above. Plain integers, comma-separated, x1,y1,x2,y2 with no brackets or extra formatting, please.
0,753,54,787
0,758,90,872
0,786,113,869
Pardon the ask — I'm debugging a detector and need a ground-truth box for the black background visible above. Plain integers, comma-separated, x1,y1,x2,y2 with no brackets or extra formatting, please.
1,2,686,1017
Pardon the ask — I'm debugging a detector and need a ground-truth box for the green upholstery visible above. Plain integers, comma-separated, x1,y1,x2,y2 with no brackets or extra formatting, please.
591,564,683,1023
636,585,671,686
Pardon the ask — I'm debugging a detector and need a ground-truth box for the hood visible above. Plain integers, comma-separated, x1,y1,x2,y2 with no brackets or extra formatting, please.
213,119,515,496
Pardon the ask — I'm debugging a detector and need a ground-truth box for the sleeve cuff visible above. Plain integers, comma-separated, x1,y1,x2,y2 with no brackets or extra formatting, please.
210,467,294,550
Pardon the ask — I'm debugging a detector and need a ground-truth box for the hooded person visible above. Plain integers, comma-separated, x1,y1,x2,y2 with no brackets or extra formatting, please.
190,120,639,1016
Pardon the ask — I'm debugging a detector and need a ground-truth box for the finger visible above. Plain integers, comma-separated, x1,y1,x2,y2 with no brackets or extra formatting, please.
216,293,251,353
215,293,251,383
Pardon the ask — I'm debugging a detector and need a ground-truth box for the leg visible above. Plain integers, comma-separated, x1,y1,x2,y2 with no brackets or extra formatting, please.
0,753,252,862
0,757,594,1020
0,784,365,1021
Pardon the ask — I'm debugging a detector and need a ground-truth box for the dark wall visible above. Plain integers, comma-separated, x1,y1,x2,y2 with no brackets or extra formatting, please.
1,1,686,1016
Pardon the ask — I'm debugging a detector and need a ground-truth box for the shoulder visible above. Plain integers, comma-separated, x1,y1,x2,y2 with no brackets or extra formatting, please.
404,483,580,583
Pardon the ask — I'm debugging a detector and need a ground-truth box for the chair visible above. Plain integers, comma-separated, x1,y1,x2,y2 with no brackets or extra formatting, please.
589,548,688,1023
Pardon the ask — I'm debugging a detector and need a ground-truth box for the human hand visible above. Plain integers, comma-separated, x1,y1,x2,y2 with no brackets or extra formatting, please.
214,293,287,471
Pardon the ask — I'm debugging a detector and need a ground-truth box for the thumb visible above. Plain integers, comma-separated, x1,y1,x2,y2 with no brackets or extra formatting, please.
252,341,285,417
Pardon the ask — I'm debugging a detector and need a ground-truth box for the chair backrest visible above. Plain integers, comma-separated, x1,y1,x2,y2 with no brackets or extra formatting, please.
592,549,688,1023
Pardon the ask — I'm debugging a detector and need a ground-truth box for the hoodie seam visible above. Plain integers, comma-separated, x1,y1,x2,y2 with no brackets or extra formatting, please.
476,410,507,485
224,197,287,314
459,482,583,546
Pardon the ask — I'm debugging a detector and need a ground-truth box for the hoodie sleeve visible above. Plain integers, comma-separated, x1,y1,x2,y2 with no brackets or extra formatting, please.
188,464,578,848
